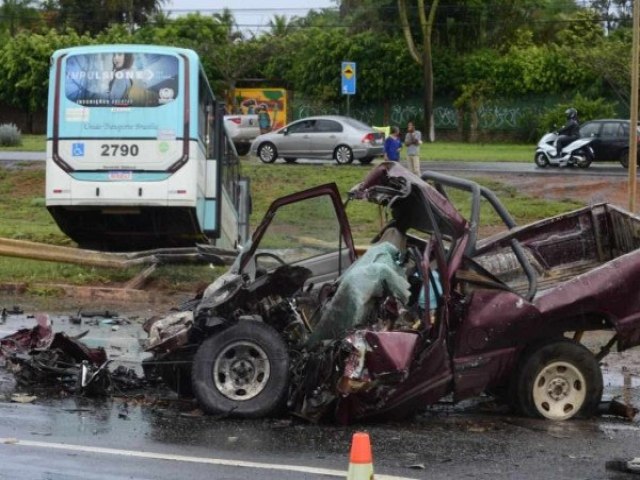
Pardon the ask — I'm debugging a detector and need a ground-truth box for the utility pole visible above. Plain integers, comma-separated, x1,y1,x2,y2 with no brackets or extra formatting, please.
629,0,639,212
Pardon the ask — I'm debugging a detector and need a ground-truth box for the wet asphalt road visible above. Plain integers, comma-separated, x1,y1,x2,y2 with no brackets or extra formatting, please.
1,151,635,177
0,313,639,480
0,392,640,480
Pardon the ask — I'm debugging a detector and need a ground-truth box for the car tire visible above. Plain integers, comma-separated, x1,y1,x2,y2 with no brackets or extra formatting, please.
534,152,549,168
191,321,289,418
512,339,602,421
234,143,250,156
283,157,297,164
258,143,278,163
574,148,593,169
358,156,374,165
619,149,633,169
334,145,354,165
621,149,640,168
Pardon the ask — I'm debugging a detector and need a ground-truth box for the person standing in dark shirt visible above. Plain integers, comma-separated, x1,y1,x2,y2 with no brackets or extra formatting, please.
384,126,402,162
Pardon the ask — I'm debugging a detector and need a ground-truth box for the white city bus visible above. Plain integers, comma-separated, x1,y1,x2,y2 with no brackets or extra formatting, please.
46,44,250,251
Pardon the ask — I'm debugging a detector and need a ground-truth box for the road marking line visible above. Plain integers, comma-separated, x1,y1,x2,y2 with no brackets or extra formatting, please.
0,437,417,480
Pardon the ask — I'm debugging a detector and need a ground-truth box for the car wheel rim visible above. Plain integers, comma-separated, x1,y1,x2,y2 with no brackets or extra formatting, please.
213,340,271,401
336,147,351,164
260,145,275,163
532,361,586,420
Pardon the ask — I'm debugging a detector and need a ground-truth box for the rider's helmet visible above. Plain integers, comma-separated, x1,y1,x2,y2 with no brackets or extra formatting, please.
565,108,578,121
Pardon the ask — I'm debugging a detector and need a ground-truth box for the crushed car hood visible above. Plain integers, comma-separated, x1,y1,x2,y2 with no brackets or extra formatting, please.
350,162,468,239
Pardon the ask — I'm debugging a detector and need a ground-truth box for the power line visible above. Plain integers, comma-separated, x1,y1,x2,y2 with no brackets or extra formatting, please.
0,2,633,30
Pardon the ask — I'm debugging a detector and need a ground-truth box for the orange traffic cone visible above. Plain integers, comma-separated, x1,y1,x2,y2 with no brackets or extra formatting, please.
347,432,374,480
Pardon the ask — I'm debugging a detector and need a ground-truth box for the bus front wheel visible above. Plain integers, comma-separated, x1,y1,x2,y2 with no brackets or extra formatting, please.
258,143,278,163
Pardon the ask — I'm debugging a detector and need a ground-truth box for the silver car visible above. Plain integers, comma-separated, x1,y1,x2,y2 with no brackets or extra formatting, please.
223,114,260,156
249,115,385,165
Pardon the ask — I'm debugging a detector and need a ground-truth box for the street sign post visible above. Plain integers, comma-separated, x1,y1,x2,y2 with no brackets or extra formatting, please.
341,61,356,116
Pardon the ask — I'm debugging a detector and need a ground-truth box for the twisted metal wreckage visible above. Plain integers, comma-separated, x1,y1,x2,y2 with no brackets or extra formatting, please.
0,313,143,395
3,163,640,423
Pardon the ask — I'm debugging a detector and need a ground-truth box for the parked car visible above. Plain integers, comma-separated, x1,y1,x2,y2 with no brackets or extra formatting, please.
579,119,640,168
249,115,384,165
144,162,640,423
224,114,260,156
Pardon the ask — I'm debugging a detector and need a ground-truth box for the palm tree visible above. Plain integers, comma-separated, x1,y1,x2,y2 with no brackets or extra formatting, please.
267,14,295,37
214,7,243,41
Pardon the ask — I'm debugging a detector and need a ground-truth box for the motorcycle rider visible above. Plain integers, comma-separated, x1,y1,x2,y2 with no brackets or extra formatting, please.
555,108,580,158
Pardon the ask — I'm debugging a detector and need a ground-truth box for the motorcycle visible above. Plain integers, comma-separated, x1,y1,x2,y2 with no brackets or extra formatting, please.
534,131,595,168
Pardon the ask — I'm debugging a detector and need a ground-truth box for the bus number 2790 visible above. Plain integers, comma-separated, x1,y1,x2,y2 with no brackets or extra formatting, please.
100,144,140,156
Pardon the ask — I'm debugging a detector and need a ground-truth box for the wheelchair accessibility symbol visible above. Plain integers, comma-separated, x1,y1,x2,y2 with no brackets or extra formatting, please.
72,143,85,156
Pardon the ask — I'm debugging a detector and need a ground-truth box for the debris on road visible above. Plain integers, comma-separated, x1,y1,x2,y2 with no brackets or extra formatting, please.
0,313,145,396
1,306,23,324
600,398,639,421
10,393,36,403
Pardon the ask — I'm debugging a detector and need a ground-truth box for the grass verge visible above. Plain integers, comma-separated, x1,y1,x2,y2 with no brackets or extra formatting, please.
0,161,581,295
0,135,47,152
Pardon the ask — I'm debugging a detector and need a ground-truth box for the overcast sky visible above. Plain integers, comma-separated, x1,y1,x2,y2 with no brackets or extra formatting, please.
164,1,337,33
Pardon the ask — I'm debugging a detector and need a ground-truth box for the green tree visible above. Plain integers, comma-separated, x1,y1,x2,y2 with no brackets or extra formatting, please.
49,0,165,35
0,0,41,36
135,12,265,100
263,26,419,110
398,0,439,140
0,29,92,126
435,0,580,50
572,28,632,109
339,0,398,34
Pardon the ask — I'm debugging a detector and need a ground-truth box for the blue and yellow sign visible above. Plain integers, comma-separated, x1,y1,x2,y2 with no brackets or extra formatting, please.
341,61,356,95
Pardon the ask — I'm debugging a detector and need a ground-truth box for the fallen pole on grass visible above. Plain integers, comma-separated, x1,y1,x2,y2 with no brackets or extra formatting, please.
0,237,237,269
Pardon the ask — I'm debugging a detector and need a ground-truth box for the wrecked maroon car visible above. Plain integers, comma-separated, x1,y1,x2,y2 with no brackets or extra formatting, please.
144,162,640,422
